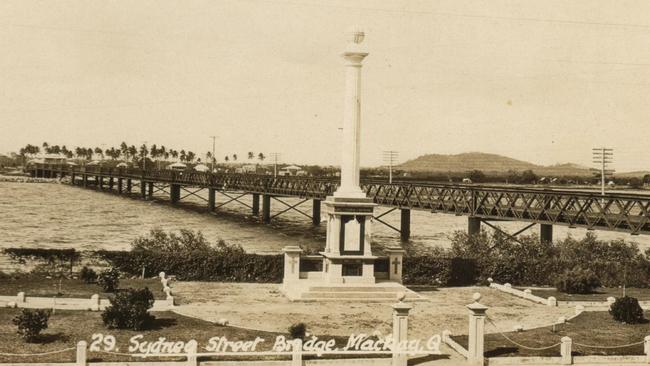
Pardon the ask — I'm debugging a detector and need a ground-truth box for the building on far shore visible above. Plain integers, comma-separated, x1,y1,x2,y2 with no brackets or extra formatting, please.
279,165,305,176
26,153,67,166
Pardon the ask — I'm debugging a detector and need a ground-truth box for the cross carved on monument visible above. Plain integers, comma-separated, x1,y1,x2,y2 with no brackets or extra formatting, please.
392,257,401,275
290,257,298,274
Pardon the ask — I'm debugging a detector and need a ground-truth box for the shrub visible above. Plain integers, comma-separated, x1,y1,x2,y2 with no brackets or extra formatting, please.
102,287,155,330
97,268,120,292
12,309,50,342
289,323,307,340
80,266,97,284
554,268,600,294
610,296,645,324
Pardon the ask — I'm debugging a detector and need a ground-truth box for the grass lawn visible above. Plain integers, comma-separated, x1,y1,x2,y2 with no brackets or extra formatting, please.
526,287,650,302
453,311,650,357
0,275,167,300
0,309,397,363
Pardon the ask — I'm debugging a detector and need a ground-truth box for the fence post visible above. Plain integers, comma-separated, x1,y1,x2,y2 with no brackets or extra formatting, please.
392,294,412,366
186,340,197,366
16,292,25,304
560,336,572,365
644,335,650,363
466,293,488,366
76,341,87,366
291,338,302,366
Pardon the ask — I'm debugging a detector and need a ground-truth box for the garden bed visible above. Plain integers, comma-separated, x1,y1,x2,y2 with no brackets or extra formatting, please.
453,311,649,357
525,287,650,302
0,308,375,363
0,274,167,300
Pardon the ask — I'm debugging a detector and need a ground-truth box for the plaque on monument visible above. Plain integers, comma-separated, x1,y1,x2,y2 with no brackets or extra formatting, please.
340,215,365,255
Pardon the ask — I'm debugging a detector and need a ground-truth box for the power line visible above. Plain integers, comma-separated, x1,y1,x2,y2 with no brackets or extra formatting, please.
592,147,614,197
269,152,281,178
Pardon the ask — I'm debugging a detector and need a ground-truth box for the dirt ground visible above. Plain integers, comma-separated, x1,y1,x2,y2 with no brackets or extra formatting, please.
172,283,575,341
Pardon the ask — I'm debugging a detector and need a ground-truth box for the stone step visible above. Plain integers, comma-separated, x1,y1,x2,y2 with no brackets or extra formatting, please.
300,291,418,300
307,286,405,292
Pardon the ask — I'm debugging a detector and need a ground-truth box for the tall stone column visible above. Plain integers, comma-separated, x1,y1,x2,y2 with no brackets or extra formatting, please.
334,28,368,199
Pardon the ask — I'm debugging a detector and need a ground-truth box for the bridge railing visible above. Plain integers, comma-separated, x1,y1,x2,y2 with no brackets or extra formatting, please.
29,163,650,234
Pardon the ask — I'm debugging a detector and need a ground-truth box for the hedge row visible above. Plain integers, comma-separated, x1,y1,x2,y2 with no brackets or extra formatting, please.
95,250,284,283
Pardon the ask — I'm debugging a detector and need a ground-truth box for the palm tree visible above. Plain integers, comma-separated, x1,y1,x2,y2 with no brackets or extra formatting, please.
120,142,128,161
258,152,265,163
42,142,49,154
94,147,104,160
180,150,186,162
128,145,137,161
248,152,254,160
224,155,229,162
171,150,179,161
186,151,195,163
232,154,238,161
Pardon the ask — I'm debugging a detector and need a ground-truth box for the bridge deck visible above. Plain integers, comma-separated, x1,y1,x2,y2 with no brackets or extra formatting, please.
29,164,650,235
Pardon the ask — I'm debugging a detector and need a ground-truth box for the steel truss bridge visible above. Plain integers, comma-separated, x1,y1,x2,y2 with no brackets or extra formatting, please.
29,164,650,240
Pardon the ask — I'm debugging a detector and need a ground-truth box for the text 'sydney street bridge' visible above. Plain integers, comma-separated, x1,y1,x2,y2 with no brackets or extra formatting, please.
29,164,650,239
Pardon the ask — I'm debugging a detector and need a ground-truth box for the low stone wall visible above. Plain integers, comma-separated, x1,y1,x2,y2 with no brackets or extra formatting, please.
488,280,554,306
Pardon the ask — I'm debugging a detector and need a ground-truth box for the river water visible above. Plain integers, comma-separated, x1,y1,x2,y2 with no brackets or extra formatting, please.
1,181,649,254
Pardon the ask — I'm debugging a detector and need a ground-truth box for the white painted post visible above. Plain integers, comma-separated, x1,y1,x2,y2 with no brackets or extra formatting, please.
90,294,100,311
76,341,87,366
467,293,488,366
167,295,175,307
16,292,25,304
291,338,302,366
159,271,166,279
560,336,572,365
547,296,557,306
644,335,650,363
186,340,197,366
607,296,616,307
392,294,412,366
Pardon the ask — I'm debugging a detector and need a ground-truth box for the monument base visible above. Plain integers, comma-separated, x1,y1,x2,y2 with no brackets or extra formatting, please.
280,279,425,302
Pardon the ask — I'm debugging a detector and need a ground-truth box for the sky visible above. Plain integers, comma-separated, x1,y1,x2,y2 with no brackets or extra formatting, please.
1,0,650,172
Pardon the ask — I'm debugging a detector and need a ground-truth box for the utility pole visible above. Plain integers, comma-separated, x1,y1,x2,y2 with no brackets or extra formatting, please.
592,147,614,197
382,151,399,184
209,136,216,172
142,141,148,171
270,153,280,178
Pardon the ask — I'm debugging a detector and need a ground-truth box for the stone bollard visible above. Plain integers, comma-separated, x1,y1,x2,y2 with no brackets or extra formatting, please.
159,271,166,279
76,341,87,366
186,340,197,366
547,296,557,307
16,292,25,304
466,293,488,366
392,293,412,366
643,336,650,363
487,277,493,286
90,294,100,311
291,338,302,366
607,297,616,307
560,337,572,365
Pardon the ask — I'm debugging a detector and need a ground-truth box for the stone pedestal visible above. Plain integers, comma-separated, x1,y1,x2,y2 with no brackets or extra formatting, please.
386,247,406,284
321,196,376,284
467,294,488,365
282,246,303,285
392,300,412,366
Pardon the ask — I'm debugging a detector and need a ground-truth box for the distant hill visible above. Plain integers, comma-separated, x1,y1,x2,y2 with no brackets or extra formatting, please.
397,152,594,176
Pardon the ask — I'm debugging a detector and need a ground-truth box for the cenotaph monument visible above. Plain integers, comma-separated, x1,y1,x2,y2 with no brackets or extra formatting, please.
281,29,420,301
